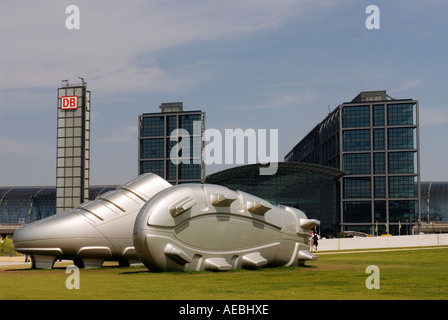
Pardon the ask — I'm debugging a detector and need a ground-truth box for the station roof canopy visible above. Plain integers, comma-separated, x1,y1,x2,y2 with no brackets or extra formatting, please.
206,162,346,183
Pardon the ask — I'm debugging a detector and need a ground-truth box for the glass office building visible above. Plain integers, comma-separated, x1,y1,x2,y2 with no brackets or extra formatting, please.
138,102,205,184
206,162,345,236
56,80,91,213
285,91,420,235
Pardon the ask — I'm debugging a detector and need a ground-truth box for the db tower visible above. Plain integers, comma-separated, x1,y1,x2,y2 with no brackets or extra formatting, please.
56,79,90,213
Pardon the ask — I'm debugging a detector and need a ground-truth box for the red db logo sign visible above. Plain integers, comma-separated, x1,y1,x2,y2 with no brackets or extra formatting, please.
61,96,78,110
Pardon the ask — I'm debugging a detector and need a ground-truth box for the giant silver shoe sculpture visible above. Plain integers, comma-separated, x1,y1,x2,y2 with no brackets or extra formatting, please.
13,173,171,269
133,184,319,272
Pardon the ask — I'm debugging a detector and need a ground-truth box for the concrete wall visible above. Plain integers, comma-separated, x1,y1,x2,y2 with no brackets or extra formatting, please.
318,234,448,251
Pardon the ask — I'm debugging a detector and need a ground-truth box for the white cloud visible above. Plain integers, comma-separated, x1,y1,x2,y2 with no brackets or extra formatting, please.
0,0,338,95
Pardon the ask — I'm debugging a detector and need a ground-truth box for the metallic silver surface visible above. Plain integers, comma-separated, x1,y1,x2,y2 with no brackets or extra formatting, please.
133,184,319,272
13,173,171,269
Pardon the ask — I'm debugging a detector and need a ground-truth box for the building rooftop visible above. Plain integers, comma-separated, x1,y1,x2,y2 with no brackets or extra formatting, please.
159,102,183,113
350,90,387,103
347,90,415,104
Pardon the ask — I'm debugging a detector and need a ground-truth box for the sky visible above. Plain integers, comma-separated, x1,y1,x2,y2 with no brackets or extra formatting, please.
0,0,447,186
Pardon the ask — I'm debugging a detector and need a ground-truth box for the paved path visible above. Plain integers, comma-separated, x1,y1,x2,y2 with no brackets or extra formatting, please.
0,261,30,266
0,256,72,267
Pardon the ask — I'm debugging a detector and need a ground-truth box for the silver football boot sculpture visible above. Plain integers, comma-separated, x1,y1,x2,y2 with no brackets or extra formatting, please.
13,173,171,269
14,175,319,271
133,183,319,272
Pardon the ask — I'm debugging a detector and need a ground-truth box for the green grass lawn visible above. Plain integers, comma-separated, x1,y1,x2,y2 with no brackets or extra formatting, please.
1,248,447,300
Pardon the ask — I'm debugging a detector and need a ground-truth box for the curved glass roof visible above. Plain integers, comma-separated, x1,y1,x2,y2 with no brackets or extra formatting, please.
206,162,346,183
206,162,346,236
420,182,448,221
0,185,118,225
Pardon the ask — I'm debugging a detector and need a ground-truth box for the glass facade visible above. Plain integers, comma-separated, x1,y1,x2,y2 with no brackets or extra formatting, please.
373,104,385,126
343,153,370,174
388,128,415,150
420,182,448,222
343,202,371,223
388,152,415,174
373,129,385,150
140,116,164,137
2,181,443,238
387,103,414,125
389,176,416,198
343,130,370,151
342,106,370,128
374,176,386,198
373,153,385,174
340,97,419,235
206,162,345,237
0,186,117,235
140,139,164,159
284,108,340,169
343,178,371,199
389,200,416,222
56,85,90,213
138,103,205,184
285,91,420,235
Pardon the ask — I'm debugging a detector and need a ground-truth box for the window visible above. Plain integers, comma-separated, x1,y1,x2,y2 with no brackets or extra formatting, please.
190,136,202,159
373,105,385,126
343,153,370,174
179,163,202,180
140,160,164,177
344,177,371,199
343,201,372,223
168,136,194,159
141,116,164,137
166,116,177,136
388,152,415,174
389,200,416,222
389,177,415,198
374,153,385,174
343,130,370,151
374,201,387,222
179,114,202,135
388,128,414,150
387,103,414,126
140,139,164,159
166,160,177,181
342,106,370,128
374,177,386,198
373,129,385,150
166,138,177,158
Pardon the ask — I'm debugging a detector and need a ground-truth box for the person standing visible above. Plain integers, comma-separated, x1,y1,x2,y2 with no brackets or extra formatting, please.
312,231,319,252
309,231,314,251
